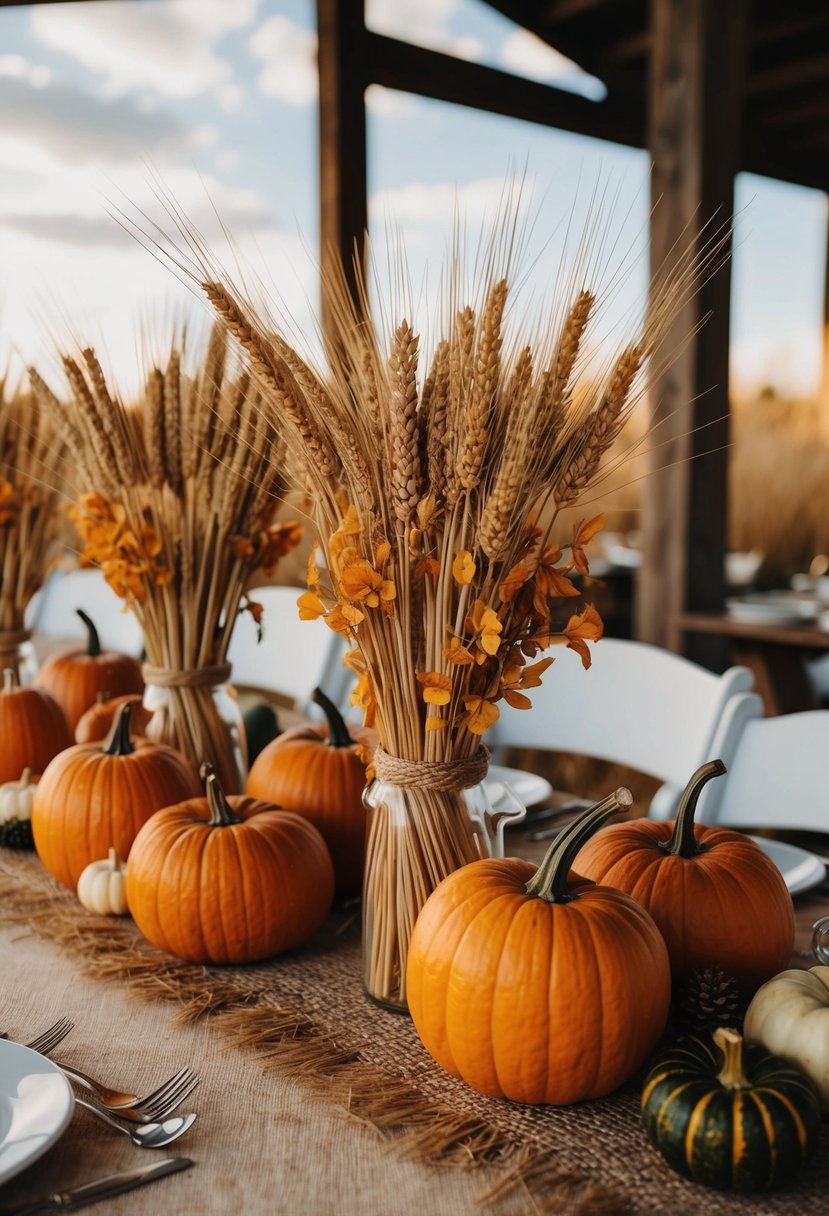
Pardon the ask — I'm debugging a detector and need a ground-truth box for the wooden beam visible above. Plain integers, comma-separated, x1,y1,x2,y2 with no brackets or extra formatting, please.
636,0,750,666
365,32,642,148
748,51,829,96
317,0,368,342
539,0,615,21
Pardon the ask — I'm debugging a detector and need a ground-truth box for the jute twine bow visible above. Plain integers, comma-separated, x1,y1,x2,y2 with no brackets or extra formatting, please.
141,663,232,690
0,628,32,651
373,745,490,791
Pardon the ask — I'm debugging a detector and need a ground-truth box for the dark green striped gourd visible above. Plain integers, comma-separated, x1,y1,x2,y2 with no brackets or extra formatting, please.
641,1028,820,1192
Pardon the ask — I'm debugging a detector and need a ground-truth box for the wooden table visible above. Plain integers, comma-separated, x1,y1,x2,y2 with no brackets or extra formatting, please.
678,610,829,714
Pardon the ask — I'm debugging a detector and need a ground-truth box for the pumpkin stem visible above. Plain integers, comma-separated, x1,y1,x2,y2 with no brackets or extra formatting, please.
19,768,32,787
77,608,101,658
107,846,123,872
102,701,136,756
662,759,727,858
311,687,352,749
3,667,18,693
524,787,633,903
714,1027,750,1089
201,762,242,827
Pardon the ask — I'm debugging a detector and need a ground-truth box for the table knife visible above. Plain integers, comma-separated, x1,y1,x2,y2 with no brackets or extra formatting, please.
3,1157,192,1216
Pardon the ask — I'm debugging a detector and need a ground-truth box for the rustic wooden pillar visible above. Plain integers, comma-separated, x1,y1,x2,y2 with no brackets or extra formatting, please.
637,0,750,667
317,0,368,341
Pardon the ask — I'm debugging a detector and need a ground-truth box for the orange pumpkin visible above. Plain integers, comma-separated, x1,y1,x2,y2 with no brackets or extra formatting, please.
31,701,200,889
75,693,152,744
36,609,144,729
575,760,795,994
0,667,73,784
246,688,369,895
407,789,671,1105
126,765,335,964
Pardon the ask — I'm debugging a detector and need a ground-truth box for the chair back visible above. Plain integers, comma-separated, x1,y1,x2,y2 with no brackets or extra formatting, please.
227,585,348,715
27,568,143,657
695,710,829,833
490,637,759,817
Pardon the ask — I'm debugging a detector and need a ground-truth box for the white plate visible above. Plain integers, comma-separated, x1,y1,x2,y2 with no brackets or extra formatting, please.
0,1040,74,1185
485,765,553,810
750,836,827,897
726,594,816,627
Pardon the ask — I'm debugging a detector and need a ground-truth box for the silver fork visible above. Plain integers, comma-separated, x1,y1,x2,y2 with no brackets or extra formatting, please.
75,1098,197,1148
19,1017,75,1054
54,1063,200,1123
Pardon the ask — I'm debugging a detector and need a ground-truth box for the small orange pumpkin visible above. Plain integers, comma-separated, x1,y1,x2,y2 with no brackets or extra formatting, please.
75,693,152,744
575,760,795,994
246,688,369,895
31,701,200,889
0,667,73,784
407,789,671,1105
126,764,335,964
36,609,144,730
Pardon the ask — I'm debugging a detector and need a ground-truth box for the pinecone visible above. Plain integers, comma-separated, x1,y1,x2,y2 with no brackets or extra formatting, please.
672,964,743,1037
0,817,34,850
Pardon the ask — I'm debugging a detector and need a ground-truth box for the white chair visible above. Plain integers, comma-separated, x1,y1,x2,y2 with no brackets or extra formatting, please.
27,568,144,657
694,711,829,833
489,637,762,819
227,585,349,717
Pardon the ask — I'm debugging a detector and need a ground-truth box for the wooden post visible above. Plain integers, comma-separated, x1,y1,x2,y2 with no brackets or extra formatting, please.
637,0,750,667
317,0,368,341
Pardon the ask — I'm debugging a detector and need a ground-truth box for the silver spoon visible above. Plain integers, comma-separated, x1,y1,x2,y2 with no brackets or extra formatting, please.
75,1097,197,1148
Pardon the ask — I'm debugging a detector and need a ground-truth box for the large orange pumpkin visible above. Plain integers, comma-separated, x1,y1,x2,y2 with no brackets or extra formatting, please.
126,765,335,964
575,760,794,994
31,701,200,889
406,789,671,1105
36,609,144,729
75,693,152,744
0,668,73,784
246,688,369,895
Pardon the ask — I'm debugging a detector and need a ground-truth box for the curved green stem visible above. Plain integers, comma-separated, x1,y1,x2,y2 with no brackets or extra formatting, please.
201,762,241,827
312,686,352,749
662,759,727,858
525,787,633,904
103,701,136,756
76,609,101,658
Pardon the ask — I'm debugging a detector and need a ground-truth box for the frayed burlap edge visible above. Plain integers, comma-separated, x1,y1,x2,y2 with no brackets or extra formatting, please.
0,856,632,1216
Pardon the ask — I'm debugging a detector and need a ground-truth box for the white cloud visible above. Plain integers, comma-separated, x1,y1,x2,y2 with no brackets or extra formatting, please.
248,15,317,105
369,177,533,228
30,0,261,101
0,71,191,165
366,0,484,60
214,148,241,174
499,29,606,101
365,85,420,118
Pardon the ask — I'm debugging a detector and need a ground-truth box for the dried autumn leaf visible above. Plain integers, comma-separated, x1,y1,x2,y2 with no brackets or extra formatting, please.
297,590,326,620
571,513,605,576
416,670,453,706
463,695,500,735
444,635,475,666
452,550,476,585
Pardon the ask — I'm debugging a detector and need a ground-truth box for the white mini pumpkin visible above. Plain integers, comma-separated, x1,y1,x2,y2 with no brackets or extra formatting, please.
744,965,829,1110
76,847,129,916
0,767,36,824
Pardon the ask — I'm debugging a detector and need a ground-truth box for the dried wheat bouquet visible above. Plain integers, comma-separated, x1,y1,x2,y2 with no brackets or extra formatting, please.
0,382,67,679
30,327,301,790
134,199,714,1004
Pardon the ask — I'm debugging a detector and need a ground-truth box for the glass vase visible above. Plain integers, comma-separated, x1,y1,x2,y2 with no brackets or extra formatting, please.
143,680,248,793
0,632,37,685
361,773,525,1012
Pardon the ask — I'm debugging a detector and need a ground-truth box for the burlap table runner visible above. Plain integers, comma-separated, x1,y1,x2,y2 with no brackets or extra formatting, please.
2,853,829,1216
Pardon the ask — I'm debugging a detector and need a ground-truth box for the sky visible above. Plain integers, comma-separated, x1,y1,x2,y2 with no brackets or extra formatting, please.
0,0,825,399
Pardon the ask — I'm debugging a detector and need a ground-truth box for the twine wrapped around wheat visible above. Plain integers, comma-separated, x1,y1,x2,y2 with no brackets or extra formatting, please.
126,198,717,1005
0,385,67,679
31,328,301,790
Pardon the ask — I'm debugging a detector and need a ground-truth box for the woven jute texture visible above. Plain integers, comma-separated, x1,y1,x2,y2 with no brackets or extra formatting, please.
2,852,829,1216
